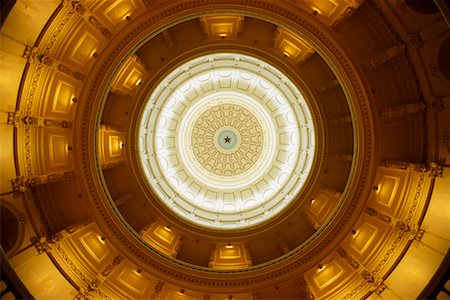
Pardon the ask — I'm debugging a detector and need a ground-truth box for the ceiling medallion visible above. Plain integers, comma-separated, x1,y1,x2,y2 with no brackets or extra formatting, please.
181,95,274,186
139,53,315,229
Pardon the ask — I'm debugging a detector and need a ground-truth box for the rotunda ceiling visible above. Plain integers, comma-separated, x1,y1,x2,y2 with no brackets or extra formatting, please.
3,0,446,298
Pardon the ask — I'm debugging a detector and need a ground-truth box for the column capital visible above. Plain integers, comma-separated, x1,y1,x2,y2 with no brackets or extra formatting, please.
10,176,27,192
429,162,443,177
370,279,386,295
408,225,425,241
7,111,22,128
35,236,52,254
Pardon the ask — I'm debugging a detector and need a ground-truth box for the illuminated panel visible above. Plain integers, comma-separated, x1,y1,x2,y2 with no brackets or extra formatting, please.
41,128,72,172
200,15,244,38
140,222,182,257
370,168,408,216
52,80,75,114
209,244,252,270
346,216,390,264
103,0,137,25
305,0,339,18
117,268,149,295
273,28,314,64
111,55,147,95
313,261,345,289
305,254,354,297
153,225,175,244
374,175,400,209
108,136,123,158
69,32,99,66
98,125,123,164
49,134,69,167
89,0,143,29
350,222,378,254
294,0,362,26
62,223,116,272
306,189,339,227
104,260,154,299
79,232,109,263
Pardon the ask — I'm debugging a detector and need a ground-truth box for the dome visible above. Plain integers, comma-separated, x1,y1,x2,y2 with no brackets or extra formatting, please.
0,1,449,299
138,52,316,228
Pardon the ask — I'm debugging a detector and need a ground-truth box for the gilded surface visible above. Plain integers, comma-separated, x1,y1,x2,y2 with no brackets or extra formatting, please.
191,103,263,176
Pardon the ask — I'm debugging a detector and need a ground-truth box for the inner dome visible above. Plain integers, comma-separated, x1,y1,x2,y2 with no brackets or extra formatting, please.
139,53,316,229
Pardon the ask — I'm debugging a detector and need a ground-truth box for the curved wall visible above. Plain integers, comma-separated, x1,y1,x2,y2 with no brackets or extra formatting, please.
0,0,449,299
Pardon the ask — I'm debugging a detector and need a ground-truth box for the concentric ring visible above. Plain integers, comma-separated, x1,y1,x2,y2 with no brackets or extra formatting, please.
179,93,275,187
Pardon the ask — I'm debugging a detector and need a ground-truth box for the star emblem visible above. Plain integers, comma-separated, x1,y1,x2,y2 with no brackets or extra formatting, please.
224,136,231,143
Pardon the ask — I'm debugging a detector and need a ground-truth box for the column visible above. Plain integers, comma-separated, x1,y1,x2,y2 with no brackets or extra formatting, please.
329,153,353,162
276,235,290,254
380,160,426,172
331,0,363,30
331,115,352,125
114,191,135,207
362,43,406,71
26,171,76,187
380,101,425,119
317,78,340,93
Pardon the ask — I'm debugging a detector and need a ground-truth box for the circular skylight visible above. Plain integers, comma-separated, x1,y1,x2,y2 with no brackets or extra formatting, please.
139,53,315,229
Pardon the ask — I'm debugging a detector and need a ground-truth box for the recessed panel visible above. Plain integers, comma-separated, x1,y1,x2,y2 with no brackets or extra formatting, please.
374,175,399,208
52,81,75,114
70,32,98,66
48,134,69,168
79,232,109,263
108,136,122,158
153,225,175,244
313,260,345,289
117,268,149,295
104,0,137,25
349,222,378,255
